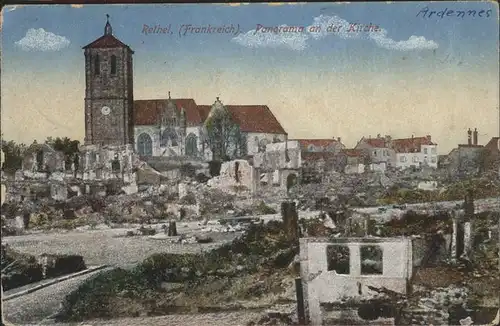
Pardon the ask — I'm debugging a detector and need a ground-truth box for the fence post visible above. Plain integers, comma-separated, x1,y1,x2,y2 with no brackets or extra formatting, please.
295,277,306,325
281,201,299,242
168,220,177,236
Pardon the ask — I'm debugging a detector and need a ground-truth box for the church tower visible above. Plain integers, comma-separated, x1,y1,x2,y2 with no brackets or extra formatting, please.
82,15,134,146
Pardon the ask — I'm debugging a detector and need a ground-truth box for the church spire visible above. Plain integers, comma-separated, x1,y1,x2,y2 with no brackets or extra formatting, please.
104,14,112,35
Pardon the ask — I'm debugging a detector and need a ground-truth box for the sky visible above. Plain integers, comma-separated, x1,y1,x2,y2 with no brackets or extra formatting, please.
1,2,499,154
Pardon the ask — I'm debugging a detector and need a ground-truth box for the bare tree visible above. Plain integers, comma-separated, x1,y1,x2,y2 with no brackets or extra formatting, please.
203,107,246,161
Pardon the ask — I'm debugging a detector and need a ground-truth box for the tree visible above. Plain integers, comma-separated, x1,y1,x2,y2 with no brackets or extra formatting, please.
1,136,26,173
203,106,246,161
45,137,80,170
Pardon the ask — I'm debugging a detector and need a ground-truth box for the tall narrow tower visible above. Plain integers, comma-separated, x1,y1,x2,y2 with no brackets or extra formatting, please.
82,15,134,146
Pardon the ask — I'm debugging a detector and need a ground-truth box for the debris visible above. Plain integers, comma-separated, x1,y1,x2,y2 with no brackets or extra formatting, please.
460,316,473,326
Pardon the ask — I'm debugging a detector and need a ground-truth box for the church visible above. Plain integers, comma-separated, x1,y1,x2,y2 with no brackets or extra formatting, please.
80,16,288,167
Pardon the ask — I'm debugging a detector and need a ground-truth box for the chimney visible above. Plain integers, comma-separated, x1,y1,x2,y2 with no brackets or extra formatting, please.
473,128,478,145
411,134,414,139
426,135,431,142
467,128,472,145
377,134,381,138
385,135,392,147
337,137,341,143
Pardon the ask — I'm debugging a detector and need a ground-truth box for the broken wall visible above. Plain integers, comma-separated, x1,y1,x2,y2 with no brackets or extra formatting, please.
80,144,137,181
254,141,302,172
300,237,413,325
345,164,365,174
207,159,256,193
22,144,65,173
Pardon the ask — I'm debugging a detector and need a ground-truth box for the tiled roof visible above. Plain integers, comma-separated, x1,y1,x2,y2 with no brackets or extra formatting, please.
392,136,435,153
134,99,201,126
365,138,387,148
457,144,484,148
83,35,133,52
295,139,339,149
301,152,337,162
225,105,286,134
197,105,212,122
135,100,286,135
341,149,364,157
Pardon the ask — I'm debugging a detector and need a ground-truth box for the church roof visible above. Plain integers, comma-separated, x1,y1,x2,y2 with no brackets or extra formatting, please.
135,100,286,135
225,105,286,135
82,34,134,52
134,99,201,126
197,105,212,122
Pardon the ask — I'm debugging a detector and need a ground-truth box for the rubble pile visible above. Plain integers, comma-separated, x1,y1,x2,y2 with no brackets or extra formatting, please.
400,285,470,325
57,220,299,322
382,210,453,236
246,308,295,326
380,175,500,205
1,244,86,291
195,187,236,216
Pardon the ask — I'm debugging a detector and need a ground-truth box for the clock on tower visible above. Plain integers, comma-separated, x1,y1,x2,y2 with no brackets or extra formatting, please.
83,15,135,146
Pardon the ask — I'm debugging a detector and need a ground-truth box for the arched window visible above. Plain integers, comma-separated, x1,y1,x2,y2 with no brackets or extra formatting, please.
110,55,117,75
161,128,178,147
94,55,100,75
185,133,198,157
137,133,153,156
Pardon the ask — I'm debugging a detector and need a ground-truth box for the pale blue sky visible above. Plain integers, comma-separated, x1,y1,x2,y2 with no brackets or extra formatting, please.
1,2,499,153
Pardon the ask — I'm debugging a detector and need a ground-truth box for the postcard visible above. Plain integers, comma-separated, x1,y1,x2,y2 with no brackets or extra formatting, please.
1,2,499,326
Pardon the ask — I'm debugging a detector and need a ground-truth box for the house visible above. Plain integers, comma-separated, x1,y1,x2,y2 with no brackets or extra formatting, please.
444,129,486,174
392,135,438,169
340,149,369,174
342,149,368,166
294,138,346,173
354,135,395,168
